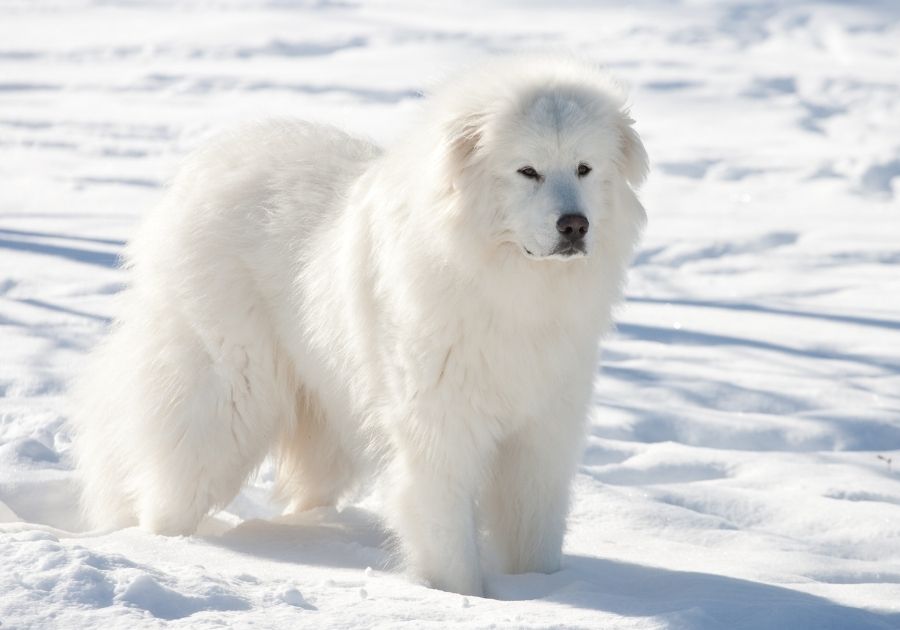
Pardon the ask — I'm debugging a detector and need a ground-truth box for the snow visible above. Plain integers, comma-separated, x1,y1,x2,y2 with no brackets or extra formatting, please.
1,0,899,628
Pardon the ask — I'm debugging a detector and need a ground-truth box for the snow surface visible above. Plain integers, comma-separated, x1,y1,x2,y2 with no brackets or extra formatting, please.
2,1,900,628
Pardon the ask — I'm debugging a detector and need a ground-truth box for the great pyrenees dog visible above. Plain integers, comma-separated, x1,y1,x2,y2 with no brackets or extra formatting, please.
72,56,648,596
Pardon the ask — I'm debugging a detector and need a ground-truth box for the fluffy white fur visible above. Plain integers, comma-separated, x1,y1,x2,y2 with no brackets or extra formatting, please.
71,56,648,596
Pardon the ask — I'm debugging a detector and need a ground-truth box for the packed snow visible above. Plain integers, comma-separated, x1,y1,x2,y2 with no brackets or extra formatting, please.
1,1,899,628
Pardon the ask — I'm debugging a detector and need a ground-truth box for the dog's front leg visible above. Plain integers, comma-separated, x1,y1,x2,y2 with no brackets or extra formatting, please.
483,411,586,575
387,416,492,596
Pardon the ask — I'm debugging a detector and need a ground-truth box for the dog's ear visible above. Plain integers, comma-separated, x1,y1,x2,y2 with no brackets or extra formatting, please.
441,113,486,188
617,113,649,188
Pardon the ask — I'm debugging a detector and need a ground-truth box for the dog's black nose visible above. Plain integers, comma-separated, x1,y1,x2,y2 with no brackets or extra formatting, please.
556,214,589,242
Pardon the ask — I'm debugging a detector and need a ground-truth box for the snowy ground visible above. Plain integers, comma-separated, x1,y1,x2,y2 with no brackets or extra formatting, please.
2,1,900,628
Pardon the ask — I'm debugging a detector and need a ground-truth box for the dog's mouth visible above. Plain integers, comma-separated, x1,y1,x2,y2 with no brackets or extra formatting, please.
550,242,586,257
522,244,587,260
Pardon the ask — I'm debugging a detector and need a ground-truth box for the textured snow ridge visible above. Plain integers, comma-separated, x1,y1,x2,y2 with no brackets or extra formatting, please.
2,0,900,628
0,530,251,626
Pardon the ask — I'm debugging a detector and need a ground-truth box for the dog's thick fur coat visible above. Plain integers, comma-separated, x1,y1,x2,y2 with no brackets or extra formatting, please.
72,57,648,596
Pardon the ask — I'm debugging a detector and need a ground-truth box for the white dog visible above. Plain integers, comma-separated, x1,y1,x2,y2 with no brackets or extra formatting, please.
72,56,648,596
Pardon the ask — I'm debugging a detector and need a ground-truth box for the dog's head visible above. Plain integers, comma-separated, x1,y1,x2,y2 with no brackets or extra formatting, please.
435,58,648,263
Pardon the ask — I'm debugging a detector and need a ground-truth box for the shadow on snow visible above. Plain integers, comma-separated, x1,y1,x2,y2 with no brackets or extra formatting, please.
204,507,898,630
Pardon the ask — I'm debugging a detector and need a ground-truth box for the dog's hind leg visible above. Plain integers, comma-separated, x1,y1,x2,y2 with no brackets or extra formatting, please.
75,290,293,536
136,306,294,535
272,389,357,513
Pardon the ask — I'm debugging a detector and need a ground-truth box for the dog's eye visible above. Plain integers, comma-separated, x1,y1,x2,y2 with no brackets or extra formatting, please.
577,163,592,177
517,166,541,180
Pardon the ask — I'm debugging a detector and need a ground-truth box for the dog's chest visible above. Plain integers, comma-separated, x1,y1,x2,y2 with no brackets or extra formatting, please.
415,309,594,424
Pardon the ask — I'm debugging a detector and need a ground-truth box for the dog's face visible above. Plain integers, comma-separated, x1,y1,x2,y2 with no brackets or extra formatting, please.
445,84,648,262
498,91,633,260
